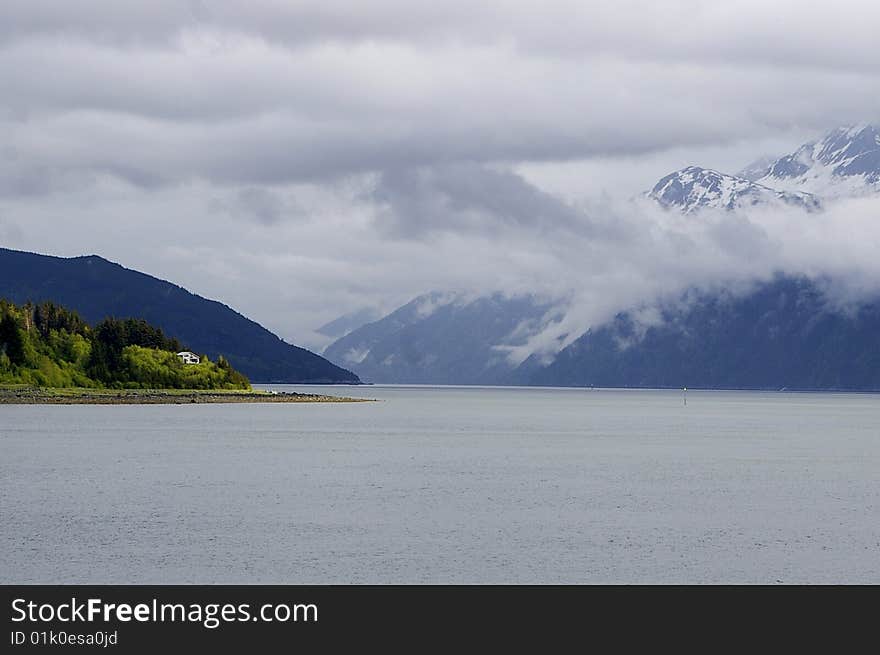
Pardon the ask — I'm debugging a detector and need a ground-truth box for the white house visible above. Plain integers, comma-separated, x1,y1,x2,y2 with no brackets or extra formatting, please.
177,351,201,365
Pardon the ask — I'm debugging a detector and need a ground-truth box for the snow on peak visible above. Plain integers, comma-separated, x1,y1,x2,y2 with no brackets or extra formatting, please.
648,166,820,214
756,124,880,197
648,123,879,214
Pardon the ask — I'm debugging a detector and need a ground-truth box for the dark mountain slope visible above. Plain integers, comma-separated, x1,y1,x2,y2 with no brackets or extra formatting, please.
0,248,359,383
527,275,880,391
324,292,555,384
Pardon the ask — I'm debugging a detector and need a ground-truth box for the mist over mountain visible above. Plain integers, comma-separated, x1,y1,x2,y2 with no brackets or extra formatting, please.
324,292,557,384
737,156,779,182
0,248,360,384
316,307,382,342
526,275,880,391
327,273,880,390
322,124,880,390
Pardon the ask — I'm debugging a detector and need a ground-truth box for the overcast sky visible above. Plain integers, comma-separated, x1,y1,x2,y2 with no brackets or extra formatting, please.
2,1,879,352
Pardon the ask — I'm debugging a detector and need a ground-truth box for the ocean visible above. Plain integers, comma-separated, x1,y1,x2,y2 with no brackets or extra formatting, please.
2,385,878,583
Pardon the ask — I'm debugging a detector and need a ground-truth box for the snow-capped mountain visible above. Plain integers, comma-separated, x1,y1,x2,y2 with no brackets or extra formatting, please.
753,124,880,197
648,124,880,213
648,166,820,214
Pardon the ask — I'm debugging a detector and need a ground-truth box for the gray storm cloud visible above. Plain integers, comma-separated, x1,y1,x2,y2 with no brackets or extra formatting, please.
369,163,620,239
4,2,880,74
1,1,879,352
3,2,879,187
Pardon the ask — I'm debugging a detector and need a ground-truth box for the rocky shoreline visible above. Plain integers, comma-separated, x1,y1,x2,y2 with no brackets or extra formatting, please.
0,387,370,404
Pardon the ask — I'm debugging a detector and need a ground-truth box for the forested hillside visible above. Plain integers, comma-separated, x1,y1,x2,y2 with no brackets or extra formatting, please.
0,248,360,383
0,300,250,389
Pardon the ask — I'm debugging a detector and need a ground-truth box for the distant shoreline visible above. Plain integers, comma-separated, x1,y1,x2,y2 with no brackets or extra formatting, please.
0,387,371,405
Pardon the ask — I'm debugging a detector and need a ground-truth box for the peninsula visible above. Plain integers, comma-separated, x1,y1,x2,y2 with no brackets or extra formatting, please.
0,299,365,404
0,387,367,404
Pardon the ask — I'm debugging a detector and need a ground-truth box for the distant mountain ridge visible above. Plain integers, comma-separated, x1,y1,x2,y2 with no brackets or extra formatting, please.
316,307,382,341
324,292,556,384
649,123,880,212
327,276,880,391
0,248,359,383
525,275,880,391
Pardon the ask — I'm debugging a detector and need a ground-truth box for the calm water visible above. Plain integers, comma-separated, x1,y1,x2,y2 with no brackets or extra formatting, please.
1,386,878,583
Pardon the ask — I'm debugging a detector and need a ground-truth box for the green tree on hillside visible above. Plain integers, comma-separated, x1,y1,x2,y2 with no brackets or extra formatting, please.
0,312,25,365
0,299,249,390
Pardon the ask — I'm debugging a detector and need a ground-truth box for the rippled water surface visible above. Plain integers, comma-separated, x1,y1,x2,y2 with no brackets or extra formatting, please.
2,386,878,583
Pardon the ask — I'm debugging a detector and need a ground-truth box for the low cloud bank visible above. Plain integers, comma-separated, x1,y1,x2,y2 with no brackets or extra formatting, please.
365,165,880,364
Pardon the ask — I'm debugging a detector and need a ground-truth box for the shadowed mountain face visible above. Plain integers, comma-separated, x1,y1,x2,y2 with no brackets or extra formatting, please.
324,292,556,384
525,276,880,391
0,248,360,383
325,276,880,391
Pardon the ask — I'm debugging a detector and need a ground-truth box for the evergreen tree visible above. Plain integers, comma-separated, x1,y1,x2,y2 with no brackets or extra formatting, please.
0,298,249,389
0,313,25,365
